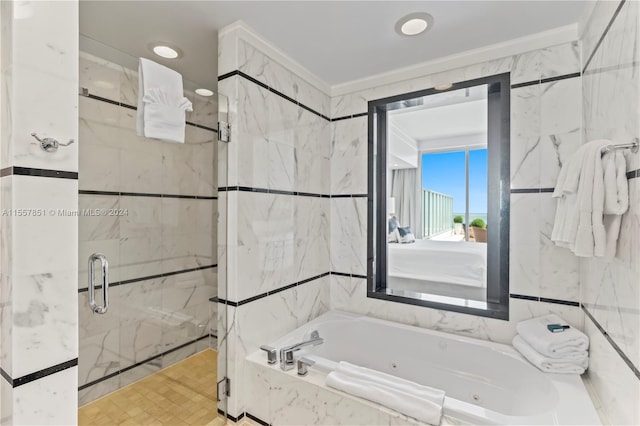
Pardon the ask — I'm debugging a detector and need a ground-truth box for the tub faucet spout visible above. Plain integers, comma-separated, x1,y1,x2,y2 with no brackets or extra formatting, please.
279,330,323,371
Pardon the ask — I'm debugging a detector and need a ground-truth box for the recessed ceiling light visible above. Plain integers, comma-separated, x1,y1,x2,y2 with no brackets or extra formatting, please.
395,12,434,37
195,88,214,97
149,42,182,59
435,83,453,90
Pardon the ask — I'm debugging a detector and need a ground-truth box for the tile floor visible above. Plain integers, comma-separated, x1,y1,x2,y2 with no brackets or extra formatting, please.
78,349,220,426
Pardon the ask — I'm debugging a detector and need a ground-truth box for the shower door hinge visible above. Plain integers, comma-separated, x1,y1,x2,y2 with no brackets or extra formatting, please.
218,121,230,143
217,377,230,401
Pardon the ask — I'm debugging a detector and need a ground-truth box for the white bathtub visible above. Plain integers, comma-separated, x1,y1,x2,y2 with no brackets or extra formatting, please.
246,310,600,425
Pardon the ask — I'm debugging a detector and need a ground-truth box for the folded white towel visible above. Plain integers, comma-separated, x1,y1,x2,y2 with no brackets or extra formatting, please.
336,361,445,403
136,58,193,143
516,314,589,358
326,370,444,426
513,335,588,374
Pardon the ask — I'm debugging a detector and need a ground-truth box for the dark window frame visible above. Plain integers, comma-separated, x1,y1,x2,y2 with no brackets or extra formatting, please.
367,72,511,320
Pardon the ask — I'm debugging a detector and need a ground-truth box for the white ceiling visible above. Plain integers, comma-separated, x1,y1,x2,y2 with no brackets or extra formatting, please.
80,1,591,90
389,85,487,143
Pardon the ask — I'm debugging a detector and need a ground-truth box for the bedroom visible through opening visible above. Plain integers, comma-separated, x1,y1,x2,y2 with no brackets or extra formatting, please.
368,73,510,320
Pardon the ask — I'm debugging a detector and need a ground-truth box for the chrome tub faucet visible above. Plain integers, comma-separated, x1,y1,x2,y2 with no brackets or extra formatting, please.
279,330,323,371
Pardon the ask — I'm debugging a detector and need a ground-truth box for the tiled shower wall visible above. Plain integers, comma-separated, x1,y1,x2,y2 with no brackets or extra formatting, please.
580,1,640,424
217,25,331,419
329,41,585,343
77,52,218,405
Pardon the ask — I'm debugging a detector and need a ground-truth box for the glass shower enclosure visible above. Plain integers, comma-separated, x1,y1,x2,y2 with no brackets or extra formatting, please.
76,38,228,423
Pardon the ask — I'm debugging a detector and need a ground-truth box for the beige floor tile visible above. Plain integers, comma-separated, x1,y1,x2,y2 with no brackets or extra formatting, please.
79,349,220,426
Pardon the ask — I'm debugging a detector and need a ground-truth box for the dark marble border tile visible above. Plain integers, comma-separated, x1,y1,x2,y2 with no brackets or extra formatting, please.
79,189,217,200
78,264,217,293
583,0,628,74
1,166,78,180
216,272,331,307
77,335,210,391
2,358,78,388
582,304,640,379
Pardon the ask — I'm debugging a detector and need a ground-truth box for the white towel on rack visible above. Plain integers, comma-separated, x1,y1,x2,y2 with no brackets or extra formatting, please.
516,314,589,358
136,58,192,143
513,335,588,374
602,151,629,258
326,369,444,425
551,140,616,257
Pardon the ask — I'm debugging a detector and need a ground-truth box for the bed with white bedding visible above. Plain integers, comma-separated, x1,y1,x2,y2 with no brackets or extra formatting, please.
388,239,487,288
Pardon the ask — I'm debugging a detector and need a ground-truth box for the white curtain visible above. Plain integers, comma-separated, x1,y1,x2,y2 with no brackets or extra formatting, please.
391,168,420,236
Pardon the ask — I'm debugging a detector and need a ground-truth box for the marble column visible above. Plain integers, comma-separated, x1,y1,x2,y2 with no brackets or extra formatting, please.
1,1,79,424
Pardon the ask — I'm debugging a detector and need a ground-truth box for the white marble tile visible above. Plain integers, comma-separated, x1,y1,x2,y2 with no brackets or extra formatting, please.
78,327,120,386
11,367,77,425
331,116,368,195
295,109,330,195
79,194,120,242
79,53,121,101
236,192,295,301
511,49,541,85
583,318,640,425
509,194,540,245
540,77,582,137
540,42,580,80
10,176,77,276
539,235,580,302
238,39,329,117
268,367,382,426
7,0,78,172
510,85,541,140
509,242,540,297
330,93,368,119
510,136,541,189
539,131,582,189
582,1,625,70
236,77,271,188
330,198,367,275
244,360,271,423
294,196,330,282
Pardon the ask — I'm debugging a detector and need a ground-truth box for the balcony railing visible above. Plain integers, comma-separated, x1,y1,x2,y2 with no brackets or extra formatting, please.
422,189,454,239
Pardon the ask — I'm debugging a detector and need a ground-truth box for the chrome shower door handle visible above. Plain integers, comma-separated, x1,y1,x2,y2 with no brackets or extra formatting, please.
88,253,109,314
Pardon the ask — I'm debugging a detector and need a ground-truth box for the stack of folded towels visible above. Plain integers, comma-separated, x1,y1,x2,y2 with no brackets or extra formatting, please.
326,361,445,425
513,314,589,374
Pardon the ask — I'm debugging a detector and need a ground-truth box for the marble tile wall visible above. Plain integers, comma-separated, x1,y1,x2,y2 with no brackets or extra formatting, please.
580,1,640,424
0,1,79,424
77,52,219,405
217,25,331,419
328,41,585,345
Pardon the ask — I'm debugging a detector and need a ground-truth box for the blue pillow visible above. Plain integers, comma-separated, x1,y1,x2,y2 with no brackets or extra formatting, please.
397,226,415,243
388,216,399,243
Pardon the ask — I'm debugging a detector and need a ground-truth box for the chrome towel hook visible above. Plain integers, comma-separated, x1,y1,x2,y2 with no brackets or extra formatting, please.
31,132,74,152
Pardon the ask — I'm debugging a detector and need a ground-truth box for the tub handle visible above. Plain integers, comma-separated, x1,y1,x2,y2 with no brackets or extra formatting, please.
260,345,277,365
297,357,315,376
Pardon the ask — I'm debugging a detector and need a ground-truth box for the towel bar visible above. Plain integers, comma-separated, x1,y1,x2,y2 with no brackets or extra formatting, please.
600,139,639,156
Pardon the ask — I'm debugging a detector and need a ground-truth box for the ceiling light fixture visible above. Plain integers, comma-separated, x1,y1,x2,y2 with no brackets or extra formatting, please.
195,88,214,97
149,42,182,59
395,12,434,37
434,83,453,90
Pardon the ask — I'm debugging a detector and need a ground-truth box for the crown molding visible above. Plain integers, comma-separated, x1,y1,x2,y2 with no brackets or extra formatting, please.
331,23,579,97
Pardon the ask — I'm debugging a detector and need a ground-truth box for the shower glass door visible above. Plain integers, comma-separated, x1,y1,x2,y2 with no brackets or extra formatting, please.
77,38,227,424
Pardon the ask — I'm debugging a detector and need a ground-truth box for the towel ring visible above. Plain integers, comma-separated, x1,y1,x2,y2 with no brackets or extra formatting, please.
31,133,74,153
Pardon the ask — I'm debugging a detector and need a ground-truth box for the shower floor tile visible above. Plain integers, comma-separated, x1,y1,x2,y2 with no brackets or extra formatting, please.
79,349,219,426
